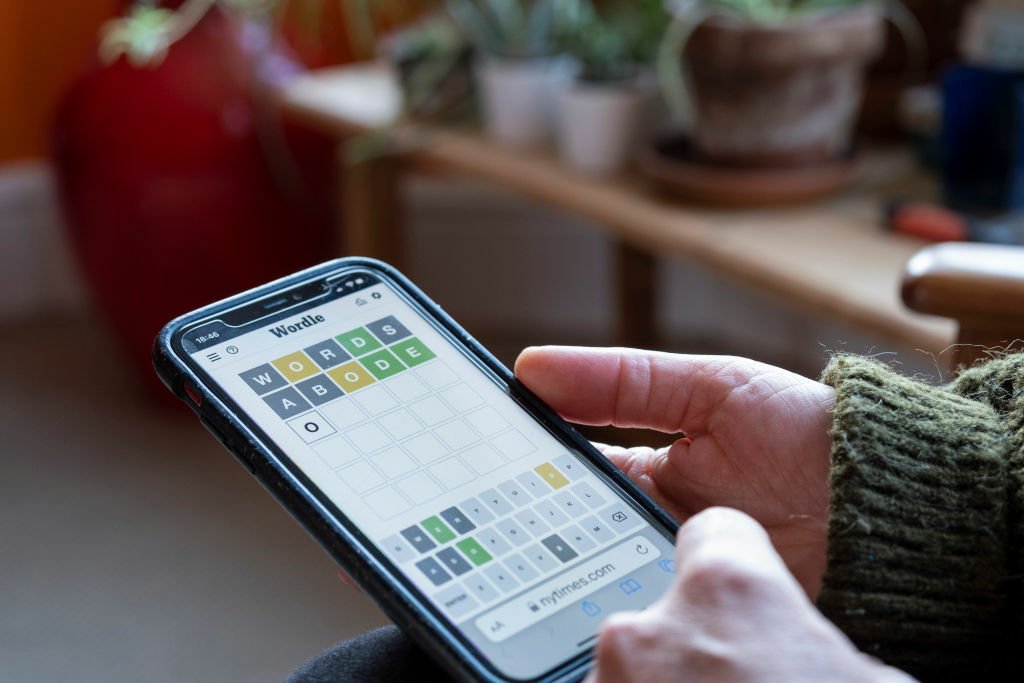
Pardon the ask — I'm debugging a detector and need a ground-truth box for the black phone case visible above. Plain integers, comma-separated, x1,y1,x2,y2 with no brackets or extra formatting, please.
153,257,680,683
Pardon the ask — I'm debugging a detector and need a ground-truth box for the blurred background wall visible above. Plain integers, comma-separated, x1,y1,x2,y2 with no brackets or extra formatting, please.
0,1,119,163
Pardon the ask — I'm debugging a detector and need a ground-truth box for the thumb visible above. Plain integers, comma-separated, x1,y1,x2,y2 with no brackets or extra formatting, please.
669,508,808,611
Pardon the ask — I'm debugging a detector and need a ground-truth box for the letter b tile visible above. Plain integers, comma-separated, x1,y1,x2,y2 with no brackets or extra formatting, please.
295,374,345,405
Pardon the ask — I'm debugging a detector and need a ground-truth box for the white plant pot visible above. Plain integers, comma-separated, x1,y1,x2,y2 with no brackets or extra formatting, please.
476,57,575,149
556,81,653,176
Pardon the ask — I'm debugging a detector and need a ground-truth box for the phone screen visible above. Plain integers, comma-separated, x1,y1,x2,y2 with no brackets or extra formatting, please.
179,269,677,680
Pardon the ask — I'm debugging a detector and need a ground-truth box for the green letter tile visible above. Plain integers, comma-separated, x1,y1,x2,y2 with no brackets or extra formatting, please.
390,337,436,368
336,327,382,357
360,348,406,380
421,516,456,544
456,537,492,566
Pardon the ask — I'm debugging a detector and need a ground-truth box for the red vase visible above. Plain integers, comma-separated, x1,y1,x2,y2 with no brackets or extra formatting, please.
53,6,336,399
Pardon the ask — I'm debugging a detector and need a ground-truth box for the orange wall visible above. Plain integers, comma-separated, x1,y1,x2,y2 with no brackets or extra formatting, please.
0,1,119,163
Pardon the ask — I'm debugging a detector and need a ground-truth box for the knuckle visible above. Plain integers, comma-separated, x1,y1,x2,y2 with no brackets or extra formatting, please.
598,613,657,655
681,636,735,673
677,507,767,553
681,550,771,602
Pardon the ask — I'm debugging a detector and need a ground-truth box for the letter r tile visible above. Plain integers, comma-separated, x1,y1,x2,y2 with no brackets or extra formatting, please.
303,338,351,370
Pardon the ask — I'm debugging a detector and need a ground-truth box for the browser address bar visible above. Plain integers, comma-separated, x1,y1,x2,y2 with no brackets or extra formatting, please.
474,535,661,643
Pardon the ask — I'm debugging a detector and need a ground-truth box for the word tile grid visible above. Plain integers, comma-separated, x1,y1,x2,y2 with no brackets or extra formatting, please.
237,315,540,522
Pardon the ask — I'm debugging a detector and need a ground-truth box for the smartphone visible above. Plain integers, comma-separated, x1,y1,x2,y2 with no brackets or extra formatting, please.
154,258,679,682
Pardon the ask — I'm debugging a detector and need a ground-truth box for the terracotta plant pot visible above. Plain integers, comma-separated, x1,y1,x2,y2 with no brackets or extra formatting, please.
685,9,885,167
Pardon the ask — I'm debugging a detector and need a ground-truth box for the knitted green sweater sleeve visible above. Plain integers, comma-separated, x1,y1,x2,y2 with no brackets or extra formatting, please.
818,355,1024,681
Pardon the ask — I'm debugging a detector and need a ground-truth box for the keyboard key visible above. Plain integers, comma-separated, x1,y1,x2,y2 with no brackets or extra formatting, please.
571,481,605,509
534,499,568,527
495,519,530,547
552,454,587,481
514,509,549,537
479,488,515,517
483,564,521,594
437,547,473,576
475,527,513,556
440,506,476,534
459,497,495,525
401,525,437,553
600,505,642,534
415,557,451,586
522,543,558,573
516,470,547,497
580,515,614,544
562,524,596,554
553,490,585,517
497,479,533,507
422,516,456,544
434,583,479,619
541,534,579,563
463,575,501,605
534,462,570,489
456,537,493,566
504,553,540,583
380,534,416,564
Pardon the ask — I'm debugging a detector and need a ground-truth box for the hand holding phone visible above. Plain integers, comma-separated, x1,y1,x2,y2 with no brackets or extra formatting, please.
155,260,680,682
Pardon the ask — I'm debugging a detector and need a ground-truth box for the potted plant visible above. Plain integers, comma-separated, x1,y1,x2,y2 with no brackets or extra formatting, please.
52,0,337,398
555,0,667,176
656,0,924,167
447,0,585,148
380,13,476,123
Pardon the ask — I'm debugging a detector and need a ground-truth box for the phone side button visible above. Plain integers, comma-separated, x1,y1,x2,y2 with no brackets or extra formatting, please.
183,382,203,407
199,417,256,475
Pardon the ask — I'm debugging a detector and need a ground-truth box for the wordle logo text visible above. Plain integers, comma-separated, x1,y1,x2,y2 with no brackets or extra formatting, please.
240,316,436,419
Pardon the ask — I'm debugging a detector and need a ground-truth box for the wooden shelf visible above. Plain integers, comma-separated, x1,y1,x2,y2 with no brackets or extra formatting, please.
279,63,955,355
